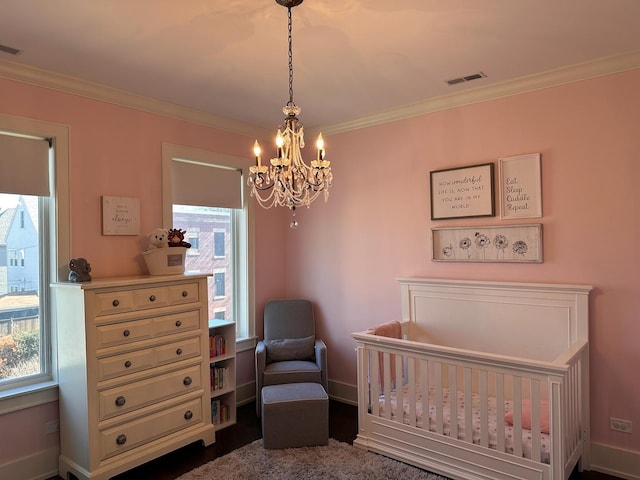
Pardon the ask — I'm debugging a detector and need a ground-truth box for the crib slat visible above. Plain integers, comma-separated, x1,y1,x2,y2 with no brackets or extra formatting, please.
408,357,417,427
496,373,506,453
435,362,443,435
464,367,473,443
531,379,542,462
449,364,458,439
371,350,380,417
420,359,429,431
512,376,523,457
479,370,489,447
383,352,392,420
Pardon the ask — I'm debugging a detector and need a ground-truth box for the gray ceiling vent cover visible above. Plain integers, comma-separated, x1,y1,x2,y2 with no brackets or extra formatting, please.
0,44,23,56
446,72,487,86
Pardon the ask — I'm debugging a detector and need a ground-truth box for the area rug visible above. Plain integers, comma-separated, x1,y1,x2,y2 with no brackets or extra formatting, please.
176,438,449,480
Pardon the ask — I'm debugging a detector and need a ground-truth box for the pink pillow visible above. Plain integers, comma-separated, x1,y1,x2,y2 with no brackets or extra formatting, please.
505,400,550,434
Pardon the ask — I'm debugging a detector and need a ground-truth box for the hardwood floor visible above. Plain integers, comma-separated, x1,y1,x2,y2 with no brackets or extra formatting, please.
52,400,621,480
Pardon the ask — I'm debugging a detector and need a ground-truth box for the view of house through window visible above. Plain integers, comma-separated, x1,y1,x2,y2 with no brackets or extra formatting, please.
172,205,234,325
0,193,44,384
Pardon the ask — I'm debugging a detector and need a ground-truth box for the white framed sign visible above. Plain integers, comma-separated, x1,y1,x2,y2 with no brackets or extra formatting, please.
102,196,140,235
499,153,542,219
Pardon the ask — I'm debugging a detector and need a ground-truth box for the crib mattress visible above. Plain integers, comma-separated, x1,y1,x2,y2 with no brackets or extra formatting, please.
378,385,550,464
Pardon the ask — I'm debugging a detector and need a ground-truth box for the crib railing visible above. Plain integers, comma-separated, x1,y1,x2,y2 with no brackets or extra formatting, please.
353,330,588,478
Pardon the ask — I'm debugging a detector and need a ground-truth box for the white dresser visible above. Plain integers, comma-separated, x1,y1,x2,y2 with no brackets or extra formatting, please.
54,273,215,480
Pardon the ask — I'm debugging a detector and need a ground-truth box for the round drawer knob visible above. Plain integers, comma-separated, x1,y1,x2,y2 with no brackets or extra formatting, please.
116,434,127,446
112,299,120,307
115,396,126,407
124,360,132,368
182,291,188,297
184,410,193,420
175,320,182,327
149,295,156,302
176,348,183,355
183,376,192,386
123,329,130,337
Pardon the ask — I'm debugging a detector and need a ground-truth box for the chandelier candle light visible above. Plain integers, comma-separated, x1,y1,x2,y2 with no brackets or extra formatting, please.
248,0,332,227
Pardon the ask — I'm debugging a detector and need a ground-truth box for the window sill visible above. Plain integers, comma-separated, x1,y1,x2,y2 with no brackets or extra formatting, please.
0,381,59,415
236,336,257,353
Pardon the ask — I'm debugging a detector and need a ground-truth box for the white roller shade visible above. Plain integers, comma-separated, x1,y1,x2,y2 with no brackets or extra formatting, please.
0,133,50,196
172,159,242,209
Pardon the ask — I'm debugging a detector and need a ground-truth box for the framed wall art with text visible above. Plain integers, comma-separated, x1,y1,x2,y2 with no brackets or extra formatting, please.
430,163,495,220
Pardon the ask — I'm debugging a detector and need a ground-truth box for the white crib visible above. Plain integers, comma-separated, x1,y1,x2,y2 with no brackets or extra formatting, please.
353,278,592,480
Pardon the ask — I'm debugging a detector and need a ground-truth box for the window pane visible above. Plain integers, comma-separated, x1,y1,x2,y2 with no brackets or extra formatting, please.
172,205,233,322
0,194,43,384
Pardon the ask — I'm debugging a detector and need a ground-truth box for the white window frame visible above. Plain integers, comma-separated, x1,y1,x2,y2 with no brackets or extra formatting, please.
0,113,71,412
161,142,256,352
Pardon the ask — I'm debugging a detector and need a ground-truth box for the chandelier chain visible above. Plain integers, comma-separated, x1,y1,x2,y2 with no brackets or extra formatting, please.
287,7,294,107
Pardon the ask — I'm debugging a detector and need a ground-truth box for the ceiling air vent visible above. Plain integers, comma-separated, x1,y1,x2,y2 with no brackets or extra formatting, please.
446,72,486,86
0,44,23,56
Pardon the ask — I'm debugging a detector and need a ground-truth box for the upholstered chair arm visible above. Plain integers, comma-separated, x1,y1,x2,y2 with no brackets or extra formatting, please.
314,339,328,393
255,340,267,416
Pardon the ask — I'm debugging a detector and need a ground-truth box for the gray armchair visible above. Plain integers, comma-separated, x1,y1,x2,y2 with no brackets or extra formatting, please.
255,299,328,416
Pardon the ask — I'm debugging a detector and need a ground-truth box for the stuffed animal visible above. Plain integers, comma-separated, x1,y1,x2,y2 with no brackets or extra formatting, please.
167,228,192,248
68,258,92,282
148,228,169,248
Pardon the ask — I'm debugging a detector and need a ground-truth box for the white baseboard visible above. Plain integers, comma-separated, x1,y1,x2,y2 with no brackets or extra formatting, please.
590,443,640,480
0,446,59,480
327,380,357,405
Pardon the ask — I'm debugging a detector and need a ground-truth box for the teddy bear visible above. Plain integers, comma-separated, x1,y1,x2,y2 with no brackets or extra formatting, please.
148,228,169,248
68,258,92,282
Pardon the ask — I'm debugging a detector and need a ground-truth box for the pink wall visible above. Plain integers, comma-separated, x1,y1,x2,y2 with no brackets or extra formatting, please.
0,76,287,464
0,68,638,465
285,70,640,452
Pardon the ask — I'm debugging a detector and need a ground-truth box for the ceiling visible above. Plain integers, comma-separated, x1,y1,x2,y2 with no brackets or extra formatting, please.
1,0,640,135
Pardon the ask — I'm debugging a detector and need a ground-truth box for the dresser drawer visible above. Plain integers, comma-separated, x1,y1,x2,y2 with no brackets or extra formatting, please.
155,336,201,366
93,282,199,317
98,364,202,421
167,282,200,305
97,336,202,382
97,348,155,381
96,318,154,349
154,310,200,337
100,397,203,460
94,291,135,316
133,286,169,309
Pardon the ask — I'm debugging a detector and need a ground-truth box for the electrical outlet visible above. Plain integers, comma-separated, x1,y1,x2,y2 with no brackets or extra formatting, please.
45,420,59,434
610,417,632,433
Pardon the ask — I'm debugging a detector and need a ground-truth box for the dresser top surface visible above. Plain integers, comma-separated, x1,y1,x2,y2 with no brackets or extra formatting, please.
52,272,211,290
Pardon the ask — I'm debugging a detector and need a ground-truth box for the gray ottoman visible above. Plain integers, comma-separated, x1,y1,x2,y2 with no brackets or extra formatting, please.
261,382,329,449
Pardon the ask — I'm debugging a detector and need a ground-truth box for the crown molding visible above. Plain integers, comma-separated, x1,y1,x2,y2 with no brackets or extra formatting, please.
320,50,640,135
0,58,270,139
2,51,639,138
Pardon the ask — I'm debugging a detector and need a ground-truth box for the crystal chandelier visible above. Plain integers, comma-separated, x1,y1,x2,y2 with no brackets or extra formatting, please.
248,0,332,224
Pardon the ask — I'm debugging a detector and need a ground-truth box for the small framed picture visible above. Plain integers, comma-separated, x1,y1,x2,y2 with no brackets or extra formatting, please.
430,163,495,220
499,153,542,219
102,196,140,235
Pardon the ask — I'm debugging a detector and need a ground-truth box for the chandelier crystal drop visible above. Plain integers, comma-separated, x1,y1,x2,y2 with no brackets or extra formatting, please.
248,0,332,216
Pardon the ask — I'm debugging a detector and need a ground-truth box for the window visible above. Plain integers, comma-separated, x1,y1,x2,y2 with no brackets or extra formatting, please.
214,231,225,257
213,271,225,298
0,114,71,409
162,143,255,351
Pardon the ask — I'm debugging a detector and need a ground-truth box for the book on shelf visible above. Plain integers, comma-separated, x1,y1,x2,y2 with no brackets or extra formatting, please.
211,399,231,425
210,365,230,392
209,334,226,358
211,399,220,425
